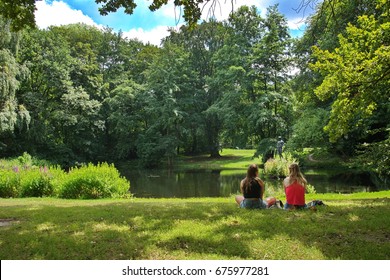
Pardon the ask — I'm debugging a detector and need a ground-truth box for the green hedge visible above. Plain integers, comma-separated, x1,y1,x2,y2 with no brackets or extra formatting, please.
60,163,130,199
0,162,130,199
0,169,20,198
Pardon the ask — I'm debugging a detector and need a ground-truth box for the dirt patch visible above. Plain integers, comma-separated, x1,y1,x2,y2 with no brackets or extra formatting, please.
0,218,17,227
308,153,321,162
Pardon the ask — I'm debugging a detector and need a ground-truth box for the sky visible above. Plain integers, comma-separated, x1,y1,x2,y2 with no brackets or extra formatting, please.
35,0,318,46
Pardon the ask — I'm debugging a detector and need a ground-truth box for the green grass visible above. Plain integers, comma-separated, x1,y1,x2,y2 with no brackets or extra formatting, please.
1,191,389,260
175,149,260,170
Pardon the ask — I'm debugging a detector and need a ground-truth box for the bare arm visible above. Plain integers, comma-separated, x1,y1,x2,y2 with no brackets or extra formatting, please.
283,177,290,194
240,179,245,194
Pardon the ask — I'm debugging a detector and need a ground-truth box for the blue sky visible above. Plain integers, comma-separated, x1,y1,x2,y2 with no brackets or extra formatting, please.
35,0,318,46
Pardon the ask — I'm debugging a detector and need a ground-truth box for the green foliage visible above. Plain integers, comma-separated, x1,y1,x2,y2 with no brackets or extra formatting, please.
254,138,277,161
0,169,20,197
0,164,65,198
306,184,317,194
263,153,297,178
287,108,330,151
0,0,388,186
19,168,55,197
17,151,32,166
0,155,129,199
59,163,130,199
310,13,390,142
0,17,30,135
350,130,390,186
0,0,37,31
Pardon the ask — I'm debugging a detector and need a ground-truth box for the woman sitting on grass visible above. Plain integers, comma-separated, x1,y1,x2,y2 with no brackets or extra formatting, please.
235,164,267,209
283,163,307,210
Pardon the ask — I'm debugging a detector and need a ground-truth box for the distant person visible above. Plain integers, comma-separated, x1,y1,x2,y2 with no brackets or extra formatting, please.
283,163,307,210
235,164,267,209
276,136,284,158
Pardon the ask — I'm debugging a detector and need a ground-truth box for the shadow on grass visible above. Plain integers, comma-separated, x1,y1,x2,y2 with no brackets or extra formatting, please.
0,199,389,259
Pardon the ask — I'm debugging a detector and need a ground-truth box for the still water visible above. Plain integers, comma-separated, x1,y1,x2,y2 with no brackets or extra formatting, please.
120,168,375,198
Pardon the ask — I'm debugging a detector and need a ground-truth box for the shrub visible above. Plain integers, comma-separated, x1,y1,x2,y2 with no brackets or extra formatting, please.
306,184,316,194
264,153,297,179
18,152,33,166
59,163,130,199
19,166,64,197
0,170,20,198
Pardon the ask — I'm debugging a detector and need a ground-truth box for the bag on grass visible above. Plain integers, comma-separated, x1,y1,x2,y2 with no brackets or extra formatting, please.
266,197,284,209
306,200,326,207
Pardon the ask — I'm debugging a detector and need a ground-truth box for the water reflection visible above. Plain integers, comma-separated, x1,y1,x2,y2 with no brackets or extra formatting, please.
120,168,375,198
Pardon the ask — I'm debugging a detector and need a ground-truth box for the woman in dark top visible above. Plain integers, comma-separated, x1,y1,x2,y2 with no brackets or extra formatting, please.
235,164,267,209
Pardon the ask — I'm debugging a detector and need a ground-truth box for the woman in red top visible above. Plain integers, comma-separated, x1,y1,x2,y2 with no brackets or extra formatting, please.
283,163,307,210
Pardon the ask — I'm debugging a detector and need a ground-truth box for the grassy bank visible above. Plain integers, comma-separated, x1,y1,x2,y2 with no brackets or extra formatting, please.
175,149,259,170
1,191,389,260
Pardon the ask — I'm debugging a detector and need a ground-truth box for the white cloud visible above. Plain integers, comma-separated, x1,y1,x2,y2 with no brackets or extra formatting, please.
198,0,306,32
122,25,176,46
35,0,99,29
287,16,306,30
35,1,176,46
34,0,308,45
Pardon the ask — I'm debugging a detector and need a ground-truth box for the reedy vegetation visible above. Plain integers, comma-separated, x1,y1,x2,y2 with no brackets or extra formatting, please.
0,153,130,199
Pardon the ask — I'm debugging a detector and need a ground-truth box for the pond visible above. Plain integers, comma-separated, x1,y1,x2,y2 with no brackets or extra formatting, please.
119,168,377,198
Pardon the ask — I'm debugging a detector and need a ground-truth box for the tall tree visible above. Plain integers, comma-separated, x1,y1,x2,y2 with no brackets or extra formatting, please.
0,17,30,155
17,27,104,164
164,20,226,157
139,42,197,166
310,12,390,142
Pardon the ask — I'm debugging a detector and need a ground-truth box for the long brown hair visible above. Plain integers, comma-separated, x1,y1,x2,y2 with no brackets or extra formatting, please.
242,164,259,191
288,163,307,186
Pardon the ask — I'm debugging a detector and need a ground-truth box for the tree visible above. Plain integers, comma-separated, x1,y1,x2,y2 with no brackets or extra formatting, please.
164,20,226,157
290,0,389,159
16,26,105,164
0,17,30,154
310,13,390,142
105,80,145,160
252,5,292,93
0,0,38,31
210,6,263,148
138,42,197,166
249,5,292,148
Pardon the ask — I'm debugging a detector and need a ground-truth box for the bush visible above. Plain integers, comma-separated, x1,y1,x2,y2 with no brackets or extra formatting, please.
0,154,130,199
19,166,64,197
264,153,297,179
59,163,130,199
0,169,20,198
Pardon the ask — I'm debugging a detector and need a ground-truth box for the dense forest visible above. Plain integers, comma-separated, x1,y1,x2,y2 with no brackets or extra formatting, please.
0,1,388,185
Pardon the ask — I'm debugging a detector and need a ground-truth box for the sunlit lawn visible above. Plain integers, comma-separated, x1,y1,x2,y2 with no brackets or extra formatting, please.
1,191,389,260
176,149,259,171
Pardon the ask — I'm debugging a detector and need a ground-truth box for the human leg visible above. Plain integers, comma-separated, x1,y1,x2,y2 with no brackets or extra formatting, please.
235,195,244,205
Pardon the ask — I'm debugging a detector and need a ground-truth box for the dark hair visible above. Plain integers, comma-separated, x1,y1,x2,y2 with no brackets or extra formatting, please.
243,164,259,191
246,163,258,178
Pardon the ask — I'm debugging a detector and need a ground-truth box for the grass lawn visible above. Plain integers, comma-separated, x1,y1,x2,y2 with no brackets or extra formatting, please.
175,149,260,171
1,191,389,260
